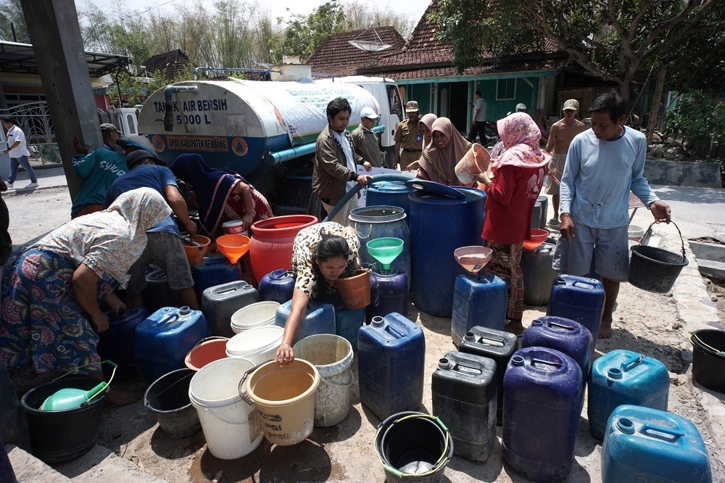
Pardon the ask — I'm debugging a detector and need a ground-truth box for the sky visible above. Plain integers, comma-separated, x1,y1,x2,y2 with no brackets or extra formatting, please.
77,0,428,30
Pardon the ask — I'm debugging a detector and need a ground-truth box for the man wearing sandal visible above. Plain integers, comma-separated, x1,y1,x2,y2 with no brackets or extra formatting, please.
558,91,670,338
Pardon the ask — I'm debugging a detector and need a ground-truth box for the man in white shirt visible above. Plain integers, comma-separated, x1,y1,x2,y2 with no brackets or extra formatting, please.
1,117,37,190
468,90,487,143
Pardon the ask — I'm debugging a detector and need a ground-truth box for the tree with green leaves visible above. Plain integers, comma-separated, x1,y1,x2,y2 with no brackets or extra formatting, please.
279,1,349,59
431,0,724,103
0,0,29,43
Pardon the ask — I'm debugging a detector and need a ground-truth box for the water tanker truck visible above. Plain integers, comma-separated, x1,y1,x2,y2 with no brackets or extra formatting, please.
138,75,404,214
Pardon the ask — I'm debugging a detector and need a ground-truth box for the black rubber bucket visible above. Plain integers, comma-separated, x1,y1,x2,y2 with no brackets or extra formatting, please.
20,375,106,463
375,411,453,483
690,329,725,393
629,221,688,293
144,368,200,438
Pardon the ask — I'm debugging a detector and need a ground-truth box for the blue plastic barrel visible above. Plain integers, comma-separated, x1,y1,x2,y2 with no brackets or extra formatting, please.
367,271,409,320
409,187,485,317
134,306,208,383
589,349,669,440
366,180,413,225
451,272,507,346
258,269,295,303
191,253,241,298
335,307,365,351
503,346,584,481
98,307,149,371
349,205,410,278
275,300,336,344
521,316,594,375
547,274,605,340
602,405,711,483
358,312,425,420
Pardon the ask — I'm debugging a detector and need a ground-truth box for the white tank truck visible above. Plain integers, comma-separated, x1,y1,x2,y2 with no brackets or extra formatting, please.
138,72,404,214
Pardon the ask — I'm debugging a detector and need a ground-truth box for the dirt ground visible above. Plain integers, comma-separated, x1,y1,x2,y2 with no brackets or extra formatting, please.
83,280,725,483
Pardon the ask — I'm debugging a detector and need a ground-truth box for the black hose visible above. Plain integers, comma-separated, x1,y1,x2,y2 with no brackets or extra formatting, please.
323,174,414,222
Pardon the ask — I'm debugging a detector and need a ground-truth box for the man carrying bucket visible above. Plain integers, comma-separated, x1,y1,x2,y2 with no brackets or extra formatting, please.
558,91,671,338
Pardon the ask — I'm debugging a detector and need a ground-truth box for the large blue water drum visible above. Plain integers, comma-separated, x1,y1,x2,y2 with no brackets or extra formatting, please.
366,180,413,225
349,205,410,277
409,187,485,317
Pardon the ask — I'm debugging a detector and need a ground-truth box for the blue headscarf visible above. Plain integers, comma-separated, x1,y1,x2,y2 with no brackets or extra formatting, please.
171,153,241,234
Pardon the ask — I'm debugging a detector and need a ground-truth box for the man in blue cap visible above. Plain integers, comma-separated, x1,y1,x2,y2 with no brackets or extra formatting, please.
106,149,199,309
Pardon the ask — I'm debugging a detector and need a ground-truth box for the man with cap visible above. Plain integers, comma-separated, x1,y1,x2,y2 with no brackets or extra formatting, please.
70,123,130,218
99,123,124,154
545,99,587,225
394,100,423,170
106,149,199,309
350,106,382,169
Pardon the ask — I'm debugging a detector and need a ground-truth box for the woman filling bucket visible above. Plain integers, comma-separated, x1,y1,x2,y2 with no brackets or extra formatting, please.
275,222,362,364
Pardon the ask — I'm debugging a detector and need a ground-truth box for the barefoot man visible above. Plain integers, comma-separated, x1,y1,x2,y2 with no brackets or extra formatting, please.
545,99,586,226
558,91,670,338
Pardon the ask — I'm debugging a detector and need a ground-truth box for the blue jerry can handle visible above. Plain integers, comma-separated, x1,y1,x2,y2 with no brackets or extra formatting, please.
160,306,192,325
530,357,562,369
640,423,684,442
545,318,576,331
620,354,643,372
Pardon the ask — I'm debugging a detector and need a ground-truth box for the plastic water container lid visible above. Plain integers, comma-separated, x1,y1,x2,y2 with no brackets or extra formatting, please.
189,357,256,408
230,301,281,333
223,219,244,228
226,325,283,357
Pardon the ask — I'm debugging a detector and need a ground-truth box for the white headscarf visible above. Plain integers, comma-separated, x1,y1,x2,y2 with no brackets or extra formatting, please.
34,188,171,287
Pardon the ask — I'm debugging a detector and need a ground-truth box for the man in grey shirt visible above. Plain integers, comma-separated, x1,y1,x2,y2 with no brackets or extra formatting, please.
468,90,487,143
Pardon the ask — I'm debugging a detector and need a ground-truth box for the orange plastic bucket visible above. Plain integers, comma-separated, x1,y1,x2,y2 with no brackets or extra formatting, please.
185,337,229,371
336,269,371,309
523,228,550,251
216,234,251,264
183,235,211,266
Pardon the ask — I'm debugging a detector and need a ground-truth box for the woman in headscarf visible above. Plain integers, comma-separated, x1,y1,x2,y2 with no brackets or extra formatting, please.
479,113,550,334
171,154,273,236
416,117,472,186
0,188,171,384
418,113,438,149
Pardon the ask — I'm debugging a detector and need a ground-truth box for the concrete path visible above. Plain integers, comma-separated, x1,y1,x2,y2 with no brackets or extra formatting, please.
3,166,69,196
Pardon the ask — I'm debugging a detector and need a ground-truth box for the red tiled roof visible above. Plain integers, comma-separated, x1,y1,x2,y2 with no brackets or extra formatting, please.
356,1,563,79
404,0,450,52
307,26,406,77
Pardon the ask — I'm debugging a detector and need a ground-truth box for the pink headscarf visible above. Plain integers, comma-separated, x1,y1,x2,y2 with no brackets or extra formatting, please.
418,113,438,149
417,117,471,186
491,113,550,171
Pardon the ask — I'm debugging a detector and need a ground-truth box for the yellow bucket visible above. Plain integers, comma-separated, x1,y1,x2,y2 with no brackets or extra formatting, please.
242,359,320,446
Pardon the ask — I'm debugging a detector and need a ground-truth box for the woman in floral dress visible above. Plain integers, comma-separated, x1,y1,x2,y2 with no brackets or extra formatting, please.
0,188,170,384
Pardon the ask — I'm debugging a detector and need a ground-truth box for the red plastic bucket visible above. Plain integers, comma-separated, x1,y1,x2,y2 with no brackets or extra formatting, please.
249,215,318,282
185,337,229,371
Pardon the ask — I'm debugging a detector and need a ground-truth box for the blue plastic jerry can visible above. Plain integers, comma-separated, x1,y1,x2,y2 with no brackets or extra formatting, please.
589,349,669,440
134,306,207,383
358,313,425,420
602,405,711,483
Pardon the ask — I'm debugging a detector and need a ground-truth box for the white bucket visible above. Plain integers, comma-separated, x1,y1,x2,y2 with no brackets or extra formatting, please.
293,334,354,427
226,325,283,365
222,219,246,235
231,301,281,334
188,357,263,460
